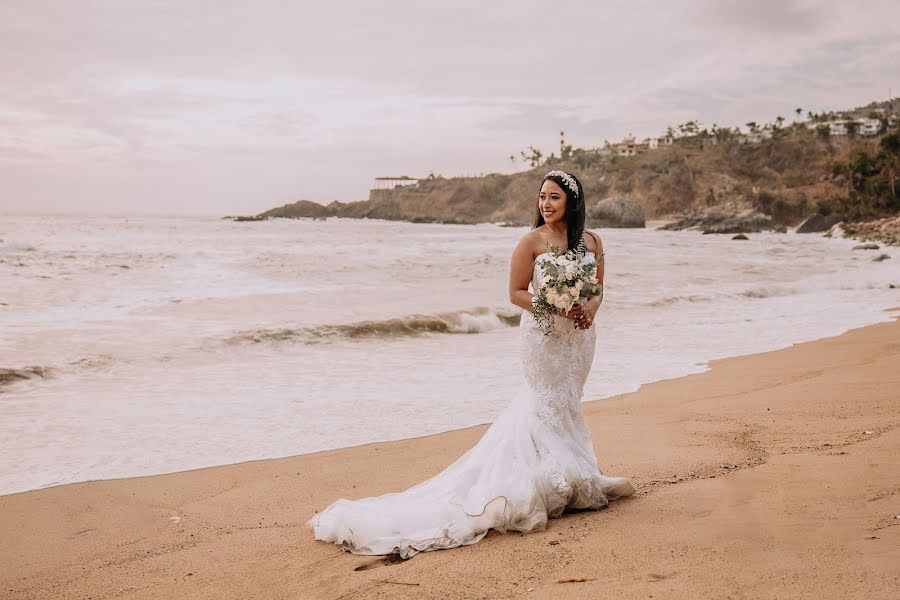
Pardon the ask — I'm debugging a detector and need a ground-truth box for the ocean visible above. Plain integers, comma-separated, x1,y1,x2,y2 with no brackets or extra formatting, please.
1,214,897,495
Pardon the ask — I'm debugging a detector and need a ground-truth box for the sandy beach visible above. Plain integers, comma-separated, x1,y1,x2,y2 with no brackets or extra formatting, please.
2,308,899,599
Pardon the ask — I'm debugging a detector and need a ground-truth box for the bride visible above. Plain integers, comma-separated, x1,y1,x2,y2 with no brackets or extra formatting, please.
307,169,635,559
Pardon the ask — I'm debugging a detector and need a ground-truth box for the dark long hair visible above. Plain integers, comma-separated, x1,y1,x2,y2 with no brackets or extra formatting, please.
532,170,586,253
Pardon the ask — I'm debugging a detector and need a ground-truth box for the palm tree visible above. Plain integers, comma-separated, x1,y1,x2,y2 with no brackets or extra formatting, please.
520,146,544,168
795,107,803,120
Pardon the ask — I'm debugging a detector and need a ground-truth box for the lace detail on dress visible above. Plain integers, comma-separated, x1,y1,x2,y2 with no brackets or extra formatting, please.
536,402,563,430
576,456,597,494
545,455,572,496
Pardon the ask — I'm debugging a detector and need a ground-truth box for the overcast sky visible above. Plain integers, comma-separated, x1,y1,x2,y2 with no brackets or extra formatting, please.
2,0,898,215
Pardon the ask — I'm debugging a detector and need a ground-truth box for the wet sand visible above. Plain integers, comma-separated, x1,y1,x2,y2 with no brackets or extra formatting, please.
2,308,899,599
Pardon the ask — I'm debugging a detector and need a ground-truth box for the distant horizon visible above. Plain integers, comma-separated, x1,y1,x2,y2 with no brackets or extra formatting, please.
2,1,898,216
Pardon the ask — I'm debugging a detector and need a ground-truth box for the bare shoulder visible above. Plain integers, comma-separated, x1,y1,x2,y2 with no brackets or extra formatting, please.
583,229,604,255
513,228,547,260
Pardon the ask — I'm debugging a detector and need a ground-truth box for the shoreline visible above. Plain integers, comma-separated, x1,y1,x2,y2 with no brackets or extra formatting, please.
2,301,898,499
2,309,899,598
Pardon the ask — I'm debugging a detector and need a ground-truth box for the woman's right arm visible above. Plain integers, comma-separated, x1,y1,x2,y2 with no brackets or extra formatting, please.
508,234,580,320
508,235,537,313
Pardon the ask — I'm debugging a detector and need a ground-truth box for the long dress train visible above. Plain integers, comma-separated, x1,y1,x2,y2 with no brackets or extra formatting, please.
306,249,635,558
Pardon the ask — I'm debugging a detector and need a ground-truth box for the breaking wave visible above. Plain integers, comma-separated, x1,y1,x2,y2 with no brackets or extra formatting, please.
0,366,51,391
647,294,712,307
226,305,522,344
739,285,798,299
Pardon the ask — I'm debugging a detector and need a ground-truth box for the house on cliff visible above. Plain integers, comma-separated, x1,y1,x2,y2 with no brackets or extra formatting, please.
611,134,651,156
369,176,420,201
804,117,884,137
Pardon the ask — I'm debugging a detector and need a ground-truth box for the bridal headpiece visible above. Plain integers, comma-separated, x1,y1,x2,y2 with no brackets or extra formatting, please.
544,170,579,199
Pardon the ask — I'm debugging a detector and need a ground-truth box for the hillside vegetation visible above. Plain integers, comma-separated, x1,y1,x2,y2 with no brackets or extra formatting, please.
252,99,900,233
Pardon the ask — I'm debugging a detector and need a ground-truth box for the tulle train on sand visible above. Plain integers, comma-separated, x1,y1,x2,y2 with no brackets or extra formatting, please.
307,379,634,558
307,249,634,558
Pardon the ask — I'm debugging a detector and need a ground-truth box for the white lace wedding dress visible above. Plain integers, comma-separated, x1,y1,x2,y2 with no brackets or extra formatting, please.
307,249,635,558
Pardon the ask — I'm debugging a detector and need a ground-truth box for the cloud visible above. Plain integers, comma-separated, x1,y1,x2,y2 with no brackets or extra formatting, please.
0,0,898,214
698,0,826,34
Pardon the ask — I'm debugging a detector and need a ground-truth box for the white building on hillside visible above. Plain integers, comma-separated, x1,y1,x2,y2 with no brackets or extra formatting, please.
372,176,419,190
738,126,774,144
647,136,673,149
828,121,848,136
858,118,882,136
614,134,637,156
807,118,883,137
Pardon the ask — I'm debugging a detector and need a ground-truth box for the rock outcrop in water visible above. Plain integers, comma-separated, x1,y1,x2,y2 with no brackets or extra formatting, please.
587,195,645,228
842,215,900,247
795,213,843,233
258,200,334,219
658,203,778,234
321,176,524,224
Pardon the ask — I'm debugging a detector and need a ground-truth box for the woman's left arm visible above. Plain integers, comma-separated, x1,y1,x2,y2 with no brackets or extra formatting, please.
583,232,605,323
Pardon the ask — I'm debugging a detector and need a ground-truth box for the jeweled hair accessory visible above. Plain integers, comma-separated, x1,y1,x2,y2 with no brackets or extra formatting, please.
544,170,579,198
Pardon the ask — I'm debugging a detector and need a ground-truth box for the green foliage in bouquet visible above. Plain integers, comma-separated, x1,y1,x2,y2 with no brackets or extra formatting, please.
531,243,604,335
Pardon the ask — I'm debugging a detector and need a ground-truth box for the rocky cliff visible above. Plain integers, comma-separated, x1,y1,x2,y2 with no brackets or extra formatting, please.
240,108,899,243
247,174,542,225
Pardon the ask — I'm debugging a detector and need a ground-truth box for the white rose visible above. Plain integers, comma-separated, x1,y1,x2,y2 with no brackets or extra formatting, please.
546,290,558,305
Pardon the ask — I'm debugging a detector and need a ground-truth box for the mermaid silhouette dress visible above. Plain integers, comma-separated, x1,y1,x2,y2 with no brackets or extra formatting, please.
306,244,635,558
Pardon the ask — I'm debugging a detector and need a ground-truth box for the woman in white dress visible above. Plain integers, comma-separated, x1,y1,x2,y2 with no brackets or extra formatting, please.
307,169,635,559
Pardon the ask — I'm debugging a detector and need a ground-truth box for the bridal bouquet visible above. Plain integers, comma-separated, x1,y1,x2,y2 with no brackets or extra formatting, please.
531,244,603,334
